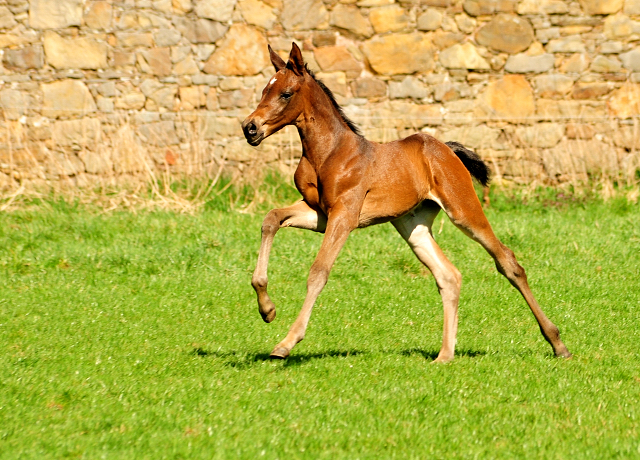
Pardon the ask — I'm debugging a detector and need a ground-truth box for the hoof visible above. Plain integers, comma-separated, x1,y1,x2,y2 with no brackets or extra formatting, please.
260,307,276,323
432,355,454,364
556,349,573,359
270,347,289,359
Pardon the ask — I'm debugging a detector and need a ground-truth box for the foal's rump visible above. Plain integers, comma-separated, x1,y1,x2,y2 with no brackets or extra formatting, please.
392,133,490,187
444,141,491,187
395,134,493,233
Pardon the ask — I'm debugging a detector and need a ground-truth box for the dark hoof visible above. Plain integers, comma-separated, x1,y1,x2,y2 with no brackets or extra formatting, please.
270,347,289,359
260,307,276,323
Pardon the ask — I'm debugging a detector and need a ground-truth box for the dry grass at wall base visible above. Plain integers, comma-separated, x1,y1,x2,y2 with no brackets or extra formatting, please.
0,113,306,213
1,170,638,217
1,112,639,212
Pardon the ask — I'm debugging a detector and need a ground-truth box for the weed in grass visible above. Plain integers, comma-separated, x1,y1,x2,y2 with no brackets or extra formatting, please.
0,189,639,458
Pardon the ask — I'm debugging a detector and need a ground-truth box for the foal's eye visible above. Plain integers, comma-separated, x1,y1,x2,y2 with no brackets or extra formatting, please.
281,91,293,100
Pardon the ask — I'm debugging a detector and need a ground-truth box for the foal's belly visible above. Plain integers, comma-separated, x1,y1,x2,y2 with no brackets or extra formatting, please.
357,187,424,228
356,140,434,227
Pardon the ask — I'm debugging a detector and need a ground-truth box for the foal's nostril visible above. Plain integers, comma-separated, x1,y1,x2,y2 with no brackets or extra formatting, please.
247,122,257,136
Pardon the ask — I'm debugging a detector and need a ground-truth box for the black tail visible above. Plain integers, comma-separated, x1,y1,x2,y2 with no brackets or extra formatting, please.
445,141,491,187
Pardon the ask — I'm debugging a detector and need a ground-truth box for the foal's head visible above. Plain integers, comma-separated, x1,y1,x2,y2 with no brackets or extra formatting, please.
242,43,310,146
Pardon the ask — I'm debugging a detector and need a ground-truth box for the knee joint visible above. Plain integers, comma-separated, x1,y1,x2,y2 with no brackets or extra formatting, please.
261,220,278,236
252,275,267,290
261,210,282,235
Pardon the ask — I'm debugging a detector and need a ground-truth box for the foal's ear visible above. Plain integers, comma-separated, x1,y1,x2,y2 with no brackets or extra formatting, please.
287,42,305,77
268,44,286,72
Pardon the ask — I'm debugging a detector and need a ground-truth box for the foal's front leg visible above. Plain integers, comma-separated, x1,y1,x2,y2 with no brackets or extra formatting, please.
270,205,358,359
252,200,327,322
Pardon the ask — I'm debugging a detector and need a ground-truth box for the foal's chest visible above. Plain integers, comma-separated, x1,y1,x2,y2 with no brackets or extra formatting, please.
294,156,321,209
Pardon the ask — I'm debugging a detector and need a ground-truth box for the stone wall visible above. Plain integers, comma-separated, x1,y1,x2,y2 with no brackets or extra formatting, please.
1,0,640,188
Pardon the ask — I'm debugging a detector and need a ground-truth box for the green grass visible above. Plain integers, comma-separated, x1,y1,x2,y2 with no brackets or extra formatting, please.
0,189,639,459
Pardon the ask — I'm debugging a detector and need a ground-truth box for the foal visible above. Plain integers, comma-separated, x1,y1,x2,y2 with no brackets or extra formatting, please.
242,43,571,362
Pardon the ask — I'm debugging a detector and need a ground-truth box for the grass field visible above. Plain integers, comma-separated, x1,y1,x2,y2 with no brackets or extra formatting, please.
1,186,639,459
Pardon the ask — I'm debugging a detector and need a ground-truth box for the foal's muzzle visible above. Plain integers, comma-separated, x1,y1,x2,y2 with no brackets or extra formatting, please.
242,118,265,146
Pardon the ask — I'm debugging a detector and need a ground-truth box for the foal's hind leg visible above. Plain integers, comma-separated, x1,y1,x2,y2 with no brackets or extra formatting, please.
392,201,462,363
252,200,327,323
434,186,571,358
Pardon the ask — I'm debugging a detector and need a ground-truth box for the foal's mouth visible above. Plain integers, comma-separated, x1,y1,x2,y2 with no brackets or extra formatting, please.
246,133,264,146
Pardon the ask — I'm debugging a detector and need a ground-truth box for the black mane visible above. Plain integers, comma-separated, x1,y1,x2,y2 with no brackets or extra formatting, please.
306,64,362,137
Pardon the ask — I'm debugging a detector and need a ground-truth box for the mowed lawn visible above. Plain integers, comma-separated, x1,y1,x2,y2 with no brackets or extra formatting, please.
0,189,639,459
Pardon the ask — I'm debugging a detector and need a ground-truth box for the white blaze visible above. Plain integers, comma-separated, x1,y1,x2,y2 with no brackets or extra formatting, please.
270,76,277,85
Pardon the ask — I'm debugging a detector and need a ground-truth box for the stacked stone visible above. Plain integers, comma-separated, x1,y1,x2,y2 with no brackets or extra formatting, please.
0,0,639,186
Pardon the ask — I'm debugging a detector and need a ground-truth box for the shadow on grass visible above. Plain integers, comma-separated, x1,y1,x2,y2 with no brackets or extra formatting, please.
191,345,486,367
400,348,486,360
189,346,366,368
279,350,366,367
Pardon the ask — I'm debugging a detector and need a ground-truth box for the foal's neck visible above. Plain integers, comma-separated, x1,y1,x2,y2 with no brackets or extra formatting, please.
295,77,360,169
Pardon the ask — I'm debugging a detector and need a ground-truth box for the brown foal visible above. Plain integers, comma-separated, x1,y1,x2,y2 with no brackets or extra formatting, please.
242,43,571,362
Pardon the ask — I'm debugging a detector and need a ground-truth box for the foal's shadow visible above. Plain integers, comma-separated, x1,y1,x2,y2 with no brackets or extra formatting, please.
277,349,365,367
192,345,485,368
400,348,487,360
190,346,365,368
